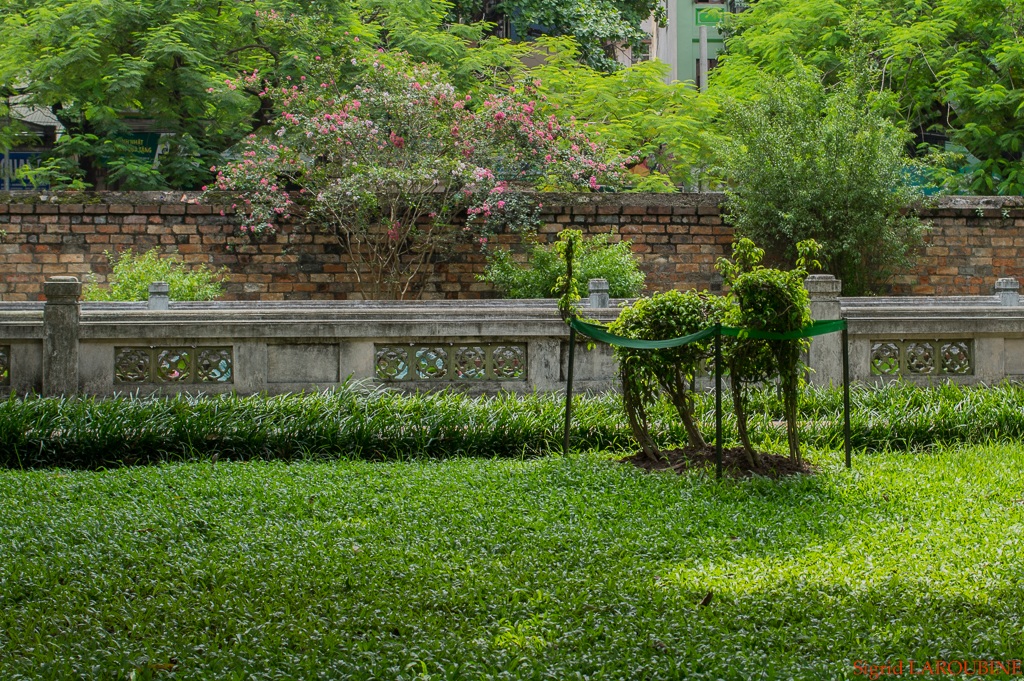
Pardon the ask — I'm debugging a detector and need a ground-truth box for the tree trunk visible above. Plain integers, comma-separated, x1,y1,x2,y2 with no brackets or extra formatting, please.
775,341,802,464
729,360,761,469
784,384,800,465
663,371,706,448
622,373,659,463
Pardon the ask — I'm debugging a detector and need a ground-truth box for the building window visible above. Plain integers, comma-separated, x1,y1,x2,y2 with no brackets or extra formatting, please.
633,41,652,64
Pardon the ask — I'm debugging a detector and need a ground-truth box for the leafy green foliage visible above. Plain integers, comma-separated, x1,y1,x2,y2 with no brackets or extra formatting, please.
482,230,644,299
717,238,820,466
0,0,366,190
9,382,1024,468
607,290,729,459
82,250,225,302
1,444,1023,677
710,66,924,295
716,0,1024,195
525,38,709,189
208,54,624,299
450,0,664,72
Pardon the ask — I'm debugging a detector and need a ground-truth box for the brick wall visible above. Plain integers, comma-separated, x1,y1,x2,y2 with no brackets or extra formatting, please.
0,191,1021,300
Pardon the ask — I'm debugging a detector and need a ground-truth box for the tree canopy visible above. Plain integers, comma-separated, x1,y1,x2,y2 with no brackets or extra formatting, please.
716,0,1024,194
0,0,667,190
448,0,664,71
0,0,367,189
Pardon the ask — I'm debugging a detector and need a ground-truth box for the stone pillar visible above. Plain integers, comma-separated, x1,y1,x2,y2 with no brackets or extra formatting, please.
804,274,843,387
588,278,610,308
995,277,1020,307
43,276,82,396
148,281,170,310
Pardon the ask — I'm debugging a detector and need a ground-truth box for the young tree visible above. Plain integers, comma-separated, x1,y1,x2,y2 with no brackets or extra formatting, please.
208,53,625,299
711,65,923,295
608,290,729,461
717,238,819,467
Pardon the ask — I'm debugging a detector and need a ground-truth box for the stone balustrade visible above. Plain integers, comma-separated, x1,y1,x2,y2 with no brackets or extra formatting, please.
1,274,1022,396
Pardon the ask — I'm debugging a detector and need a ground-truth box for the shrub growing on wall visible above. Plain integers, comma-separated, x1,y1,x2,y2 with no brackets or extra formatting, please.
711,65,923,295
83,249,225,302
481,230,644,299
207,52,625,299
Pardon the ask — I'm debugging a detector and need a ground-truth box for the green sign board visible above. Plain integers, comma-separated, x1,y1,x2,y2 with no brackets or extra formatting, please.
696,8,723,26
118,132,162,161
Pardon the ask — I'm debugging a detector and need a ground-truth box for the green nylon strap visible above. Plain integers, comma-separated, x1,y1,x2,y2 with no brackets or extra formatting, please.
568,317,847,349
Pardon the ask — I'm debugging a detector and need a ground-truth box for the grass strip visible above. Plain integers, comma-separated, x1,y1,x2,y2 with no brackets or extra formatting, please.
4,381,1024,467
1,446,1022,679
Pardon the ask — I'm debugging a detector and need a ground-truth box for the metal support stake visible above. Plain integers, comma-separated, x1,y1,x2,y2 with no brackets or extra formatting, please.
714,324,723,480
842,325,851,468
563,325,577,457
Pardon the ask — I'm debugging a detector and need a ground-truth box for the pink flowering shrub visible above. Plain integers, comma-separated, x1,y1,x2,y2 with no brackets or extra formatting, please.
205,52,626,299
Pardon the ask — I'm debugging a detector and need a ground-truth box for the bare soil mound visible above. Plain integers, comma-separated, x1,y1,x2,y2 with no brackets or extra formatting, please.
623,446,813,479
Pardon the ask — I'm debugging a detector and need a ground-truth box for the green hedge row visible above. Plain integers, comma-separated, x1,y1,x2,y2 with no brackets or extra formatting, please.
3,381,1024,468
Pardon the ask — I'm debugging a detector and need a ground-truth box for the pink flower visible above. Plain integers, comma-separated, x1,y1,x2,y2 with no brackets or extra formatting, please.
478,237,487,244
497,201,505,209
589,176,598,190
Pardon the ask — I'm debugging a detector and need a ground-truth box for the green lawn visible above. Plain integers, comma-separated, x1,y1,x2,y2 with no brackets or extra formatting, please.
2,446,1023,680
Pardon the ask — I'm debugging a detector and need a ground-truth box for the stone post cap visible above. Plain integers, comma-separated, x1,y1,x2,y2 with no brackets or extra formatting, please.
43,276,82,302
804,274,842,296
588,278,610,293
995,277,1020,292
148,281,170,311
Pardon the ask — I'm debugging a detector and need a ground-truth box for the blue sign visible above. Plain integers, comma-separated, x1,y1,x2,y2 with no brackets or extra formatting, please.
1,152,47,190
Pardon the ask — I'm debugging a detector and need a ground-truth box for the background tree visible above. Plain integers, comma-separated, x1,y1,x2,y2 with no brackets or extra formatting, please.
715,0,1024,195
524,37,708,190
0,0,366,190
447,0,666,72
710,65,923,295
